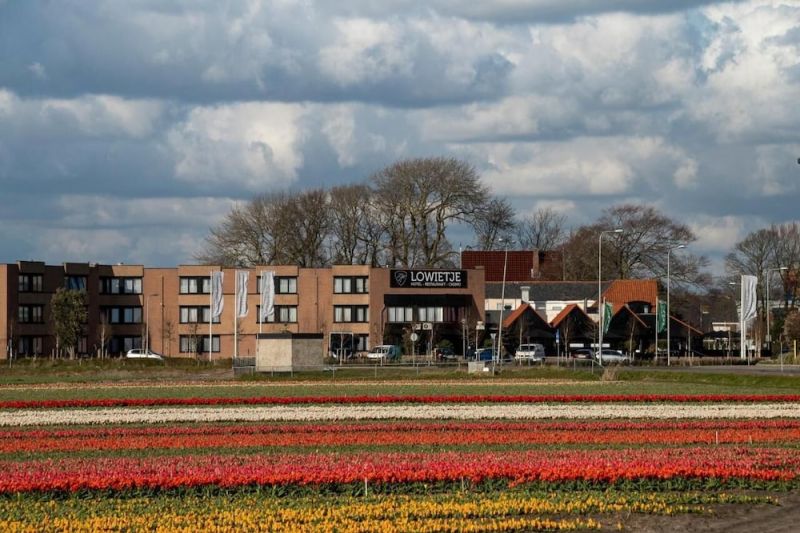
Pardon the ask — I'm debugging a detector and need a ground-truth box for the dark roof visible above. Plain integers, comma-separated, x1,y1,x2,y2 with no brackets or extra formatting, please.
486,281,611,300
461,250,563,282
502,304,549,329
550,303,593,328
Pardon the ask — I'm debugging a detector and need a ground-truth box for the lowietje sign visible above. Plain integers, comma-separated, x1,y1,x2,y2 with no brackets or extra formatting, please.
390,269,467,289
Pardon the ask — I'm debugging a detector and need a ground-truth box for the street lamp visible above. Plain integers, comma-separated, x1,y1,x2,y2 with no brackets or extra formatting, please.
666,244,685,366
144,293,159,353
496,237,514,364
598,229,623,364
765,267,787,350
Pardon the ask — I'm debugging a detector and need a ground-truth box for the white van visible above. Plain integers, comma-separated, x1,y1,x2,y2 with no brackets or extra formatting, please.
514,343,545,363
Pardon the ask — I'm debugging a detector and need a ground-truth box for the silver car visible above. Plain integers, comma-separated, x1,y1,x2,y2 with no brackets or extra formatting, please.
125,349,164,361
595,349,629,364
514,343,545,363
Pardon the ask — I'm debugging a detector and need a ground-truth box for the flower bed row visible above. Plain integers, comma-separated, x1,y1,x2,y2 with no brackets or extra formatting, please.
3,490,771,533
3,394,800,410
4,403,800,427
1,447,798,493
3,419,800,453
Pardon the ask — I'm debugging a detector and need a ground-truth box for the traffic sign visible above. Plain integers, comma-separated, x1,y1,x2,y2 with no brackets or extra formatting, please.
422,322,432,330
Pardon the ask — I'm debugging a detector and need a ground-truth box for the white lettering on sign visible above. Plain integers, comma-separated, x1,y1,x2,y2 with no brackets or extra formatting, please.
391,270,467,288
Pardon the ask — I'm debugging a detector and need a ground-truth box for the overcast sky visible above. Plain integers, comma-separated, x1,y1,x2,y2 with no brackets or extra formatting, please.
0,0,798,272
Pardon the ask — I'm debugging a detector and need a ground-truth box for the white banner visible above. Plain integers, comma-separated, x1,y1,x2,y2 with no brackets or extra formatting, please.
210,271,224,319
740,274,758,323
236,271,249,318
259,271,275,322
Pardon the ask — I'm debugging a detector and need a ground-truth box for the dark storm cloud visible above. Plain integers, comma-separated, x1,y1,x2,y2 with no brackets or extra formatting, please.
0,0,797,270
322,0,749,24
0,1,515,107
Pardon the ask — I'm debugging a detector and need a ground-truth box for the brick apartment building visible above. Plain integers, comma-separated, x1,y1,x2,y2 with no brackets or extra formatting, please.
0,261,485,360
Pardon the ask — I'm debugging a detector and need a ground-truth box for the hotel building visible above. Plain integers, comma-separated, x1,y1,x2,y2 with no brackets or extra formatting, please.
0,261,485,359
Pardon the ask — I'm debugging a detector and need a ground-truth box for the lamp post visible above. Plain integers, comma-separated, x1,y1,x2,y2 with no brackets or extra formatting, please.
598,229,623,364
666,244,685,366
764,266,787,351
144,293,158,353
496,238,514,365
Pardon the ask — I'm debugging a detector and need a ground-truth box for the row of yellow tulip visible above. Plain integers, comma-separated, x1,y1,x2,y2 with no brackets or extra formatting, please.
0,490,774,532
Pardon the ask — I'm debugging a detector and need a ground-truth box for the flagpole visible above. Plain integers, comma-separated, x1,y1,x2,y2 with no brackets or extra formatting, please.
234,271,238,361
654,297,658,363
209,270,213,363
740,277,746,361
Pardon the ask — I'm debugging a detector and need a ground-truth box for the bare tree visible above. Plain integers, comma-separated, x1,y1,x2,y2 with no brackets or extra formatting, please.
371,157,490,267
97,312,112,359
163,318,175,357
561,226,600,280
281,189,331,267
725,227,778,288
782,310,800,343
329,184,372,264
196,192,293,267
772,223,800,308
197,190,331,268
598,204,705,282
474,198,516,251
516,207,567,251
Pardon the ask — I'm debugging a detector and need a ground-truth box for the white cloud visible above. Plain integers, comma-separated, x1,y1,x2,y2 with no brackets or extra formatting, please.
167,102,307,190
0,91,164,139
27,62,47,80
457,136,696,197
319,18,413,85
689,215,747,254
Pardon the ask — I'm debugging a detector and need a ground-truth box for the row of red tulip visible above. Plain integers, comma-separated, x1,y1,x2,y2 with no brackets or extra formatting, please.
2,419,799,453
3,394,799,410
1,447,797,493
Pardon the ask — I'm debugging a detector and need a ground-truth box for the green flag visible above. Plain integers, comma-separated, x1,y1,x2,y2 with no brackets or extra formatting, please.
656,300,667,333
603,302,613,334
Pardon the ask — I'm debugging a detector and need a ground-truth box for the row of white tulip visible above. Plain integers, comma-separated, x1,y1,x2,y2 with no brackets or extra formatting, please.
2,403,799,426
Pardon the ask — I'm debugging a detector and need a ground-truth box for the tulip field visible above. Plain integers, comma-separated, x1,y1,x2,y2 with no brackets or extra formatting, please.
1,378,800,531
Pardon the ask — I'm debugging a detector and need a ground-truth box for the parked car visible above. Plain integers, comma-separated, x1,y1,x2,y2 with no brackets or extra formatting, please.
329,348,354,360
570,348,594,360
514,343,545,363
125,349,164,361
435,347,458,361
366,345,402,362
594,349,629,364
476,348,495,361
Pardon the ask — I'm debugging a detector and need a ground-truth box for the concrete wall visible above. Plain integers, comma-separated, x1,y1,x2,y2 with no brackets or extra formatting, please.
255,333,324,372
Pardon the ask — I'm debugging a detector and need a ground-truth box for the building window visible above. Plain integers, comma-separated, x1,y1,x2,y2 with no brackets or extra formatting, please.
257,305,297,323
388,307,413,323
276,277,297,294
18,274,43,293
179,306,220,324
256,275,296,294
65,276,87,291
109,336,142,354
418,307,444,323
99,277,142,294
77,336,88,354
334,276,368,294
179,276,211,294
101,306,142,324
334,305,368,323
180,335,220,353
18,305,44,324
18,336,43,356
